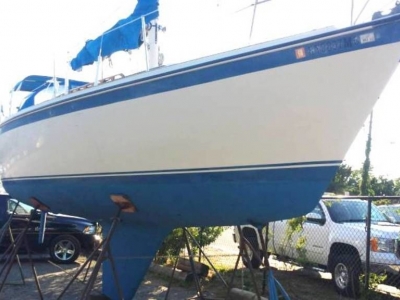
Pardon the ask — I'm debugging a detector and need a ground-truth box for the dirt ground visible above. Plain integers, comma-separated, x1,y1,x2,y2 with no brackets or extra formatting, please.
1,255,399,300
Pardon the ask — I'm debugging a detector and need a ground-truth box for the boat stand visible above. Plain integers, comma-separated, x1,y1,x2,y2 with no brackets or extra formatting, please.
0,197,50,300
225,226,265,300
57,194,136,300
164,227,228,300
226,225,290,300
0,200,25,286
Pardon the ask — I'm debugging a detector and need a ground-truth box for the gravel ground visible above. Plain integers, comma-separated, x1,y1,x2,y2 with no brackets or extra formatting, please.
2,256,400,300
0,256,202,300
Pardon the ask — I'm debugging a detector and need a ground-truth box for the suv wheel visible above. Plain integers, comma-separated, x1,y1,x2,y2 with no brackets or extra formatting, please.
332,254,360,297
49,235,81,264
242,237,263,269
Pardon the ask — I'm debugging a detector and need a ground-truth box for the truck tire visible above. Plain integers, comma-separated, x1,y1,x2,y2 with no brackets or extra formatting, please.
49,235,81,264
331,254,361,297
242,237,263,269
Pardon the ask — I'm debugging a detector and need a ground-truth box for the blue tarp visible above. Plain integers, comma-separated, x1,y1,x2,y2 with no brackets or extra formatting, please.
70,0,159,71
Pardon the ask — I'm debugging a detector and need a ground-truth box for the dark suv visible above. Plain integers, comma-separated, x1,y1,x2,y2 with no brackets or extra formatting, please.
0,194,102,264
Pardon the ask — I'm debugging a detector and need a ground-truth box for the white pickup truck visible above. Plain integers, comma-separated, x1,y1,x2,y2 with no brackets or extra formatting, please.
233,198,400,297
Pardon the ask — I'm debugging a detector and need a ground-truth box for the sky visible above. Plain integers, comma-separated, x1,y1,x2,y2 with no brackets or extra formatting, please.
0,0,399,178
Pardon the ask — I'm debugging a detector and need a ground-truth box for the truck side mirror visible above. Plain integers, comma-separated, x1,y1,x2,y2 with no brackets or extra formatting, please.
306,212,325,225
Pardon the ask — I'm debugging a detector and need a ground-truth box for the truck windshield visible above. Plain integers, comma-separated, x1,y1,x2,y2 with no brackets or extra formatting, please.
8,199,34,215
325,200,389,223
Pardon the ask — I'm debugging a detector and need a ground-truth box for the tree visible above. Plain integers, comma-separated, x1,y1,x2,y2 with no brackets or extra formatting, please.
327,165,362,195
394,179,400,196
360,112,373,195
326,164,353,194
370,176,396,196
327,163,400,196
345,169,363,195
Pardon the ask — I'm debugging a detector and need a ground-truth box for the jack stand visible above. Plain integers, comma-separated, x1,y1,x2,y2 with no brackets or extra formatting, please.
0,197,50,300
225,226,263,300
164,228,228,300
57,194,136,300
258,224,290,300
258,224,269,295
0,200,25,286
183,228,204,299
184,229,228,290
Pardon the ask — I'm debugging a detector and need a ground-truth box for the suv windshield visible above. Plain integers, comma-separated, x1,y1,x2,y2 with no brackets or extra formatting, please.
325,200,389,223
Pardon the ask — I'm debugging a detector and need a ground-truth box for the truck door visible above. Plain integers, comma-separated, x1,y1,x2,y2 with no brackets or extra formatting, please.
301,203,330,265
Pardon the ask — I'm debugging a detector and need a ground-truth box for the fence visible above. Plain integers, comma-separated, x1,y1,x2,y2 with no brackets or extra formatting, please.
152,196,400,299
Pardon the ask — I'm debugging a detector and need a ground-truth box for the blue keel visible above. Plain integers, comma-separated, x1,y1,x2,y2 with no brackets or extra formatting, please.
102,223,172,299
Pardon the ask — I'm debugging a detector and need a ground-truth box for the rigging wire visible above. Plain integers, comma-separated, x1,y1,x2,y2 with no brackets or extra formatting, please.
353,0,372,25
351,0,355,25
354,0,397,24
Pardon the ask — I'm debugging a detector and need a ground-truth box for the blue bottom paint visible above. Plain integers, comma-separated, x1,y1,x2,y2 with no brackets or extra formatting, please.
2,164,339,299
102,223,172,299
2,165,338,226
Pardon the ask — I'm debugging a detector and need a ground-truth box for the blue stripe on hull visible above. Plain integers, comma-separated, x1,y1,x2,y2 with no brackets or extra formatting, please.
3,164,339,226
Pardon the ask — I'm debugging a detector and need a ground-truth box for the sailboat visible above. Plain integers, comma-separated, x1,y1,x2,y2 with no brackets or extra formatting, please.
1,0,400,298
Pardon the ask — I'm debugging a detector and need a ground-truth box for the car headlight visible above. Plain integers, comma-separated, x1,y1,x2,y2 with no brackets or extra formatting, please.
83,225,96,235
370,237,395,253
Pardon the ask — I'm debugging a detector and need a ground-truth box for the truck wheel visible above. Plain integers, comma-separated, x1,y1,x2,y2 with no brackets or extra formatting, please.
49,235,81,264
242,237,263,269
332,254,360,297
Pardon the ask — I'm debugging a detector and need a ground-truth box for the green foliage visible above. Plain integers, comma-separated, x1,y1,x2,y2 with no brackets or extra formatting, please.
287,216,306,234
155,227,224,263
294,235,308,265
359,272,387,299
373,199,391,206
326,164,361,195
327,163,400,196
370,176,396,196
394,179,400,196
278,216,308,261
360,112,373,196
326,164,353,194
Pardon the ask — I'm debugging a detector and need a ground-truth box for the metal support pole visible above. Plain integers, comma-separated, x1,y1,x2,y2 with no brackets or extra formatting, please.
225,247,243,299
163,255,180,300
0,202,25,285
23,235,43,299
8,226,25,285
80,207,124,300
235,226,262,300
58,194,135,300
182,228,204,299
184,228,228,288
141,16,149,71
57,238,106,299
258,224,269,294
0,207,44,299
365,198,372,290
